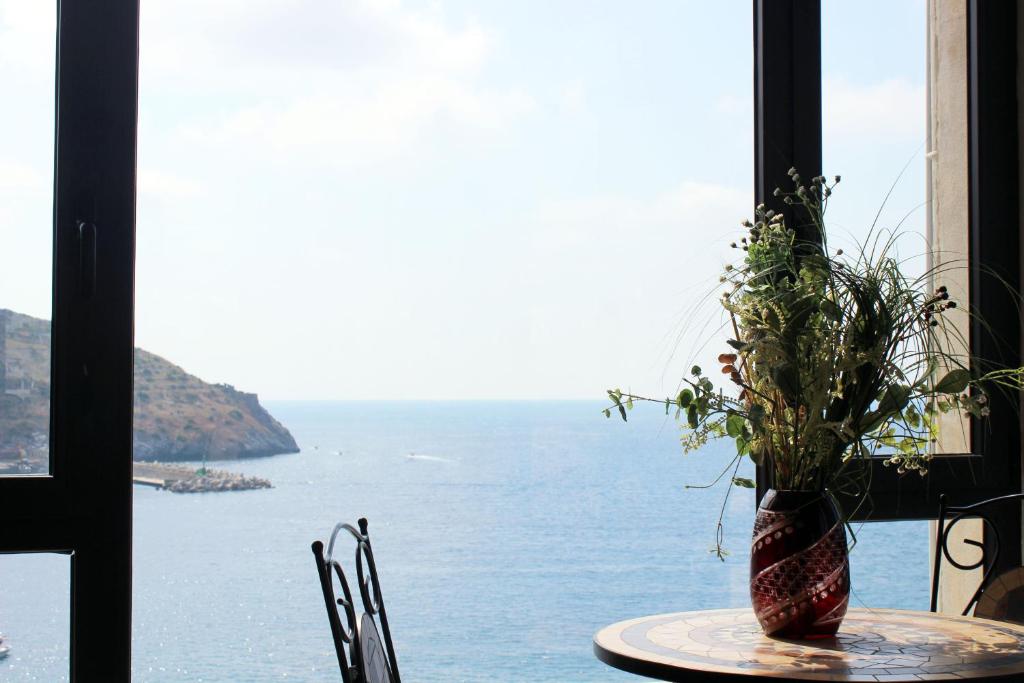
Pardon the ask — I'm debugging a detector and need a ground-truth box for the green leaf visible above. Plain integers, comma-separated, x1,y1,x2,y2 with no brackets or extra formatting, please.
603,409,611,418
877,384,911,415
686,404,698,429
726,414,744,437
708,546,730,559
770,363,800,401
726,339,746,351
748,403,766,426
735,436,750,456
677,388,693,408
904,403,920,429
691,365,702,376
617,404,627,421
935,369,971,394
732,476,756,488
625,396,634,410
820,299,842,321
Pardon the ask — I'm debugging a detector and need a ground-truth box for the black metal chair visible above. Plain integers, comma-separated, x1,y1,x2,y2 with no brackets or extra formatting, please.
930,492,1024,622
312,518,401,683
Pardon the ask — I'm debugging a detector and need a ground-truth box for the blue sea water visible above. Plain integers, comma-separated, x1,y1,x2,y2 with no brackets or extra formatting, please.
0,401,930,681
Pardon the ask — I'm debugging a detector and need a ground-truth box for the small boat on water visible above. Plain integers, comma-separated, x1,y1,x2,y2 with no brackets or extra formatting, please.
0,633,10,660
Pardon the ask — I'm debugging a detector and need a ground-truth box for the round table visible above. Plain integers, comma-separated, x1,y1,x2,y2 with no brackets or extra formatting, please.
593,608,1024,681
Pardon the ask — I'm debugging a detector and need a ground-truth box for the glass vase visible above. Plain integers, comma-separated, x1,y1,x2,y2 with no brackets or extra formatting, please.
750,489,850,638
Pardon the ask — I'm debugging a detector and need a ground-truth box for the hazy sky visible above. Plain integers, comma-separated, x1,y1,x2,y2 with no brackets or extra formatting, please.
1,0,927,400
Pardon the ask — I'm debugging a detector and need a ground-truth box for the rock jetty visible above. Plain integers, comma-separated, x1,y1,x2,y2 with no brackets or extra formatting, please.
133,462,271,493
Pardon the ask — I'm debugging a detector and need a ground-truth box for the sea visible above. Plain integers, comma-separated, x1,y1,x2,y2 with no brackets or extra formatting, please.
0,401,930,682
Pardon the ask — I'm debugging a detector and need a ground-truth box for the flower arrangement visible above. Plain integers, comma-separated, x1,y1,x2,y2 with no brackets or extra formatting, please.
607,169,1024,554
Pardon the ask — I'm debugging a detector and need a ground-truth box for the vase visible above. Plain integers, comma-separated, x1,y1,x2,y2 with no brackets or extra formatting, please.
749,489,850,638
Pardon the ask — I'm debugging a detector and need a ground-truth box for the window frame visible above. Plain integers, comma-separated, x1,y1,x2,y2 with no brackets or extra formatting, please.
753,0,1021,558
0,1,139,680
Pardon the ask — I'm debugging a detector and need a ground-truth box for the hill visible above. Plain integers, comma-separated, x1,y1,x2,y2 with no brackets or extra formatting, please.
0,308,299,470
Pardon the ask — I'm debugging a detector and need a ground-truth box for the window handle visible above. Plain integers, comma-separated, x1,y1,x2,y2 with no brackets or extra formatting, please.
77,220,97,298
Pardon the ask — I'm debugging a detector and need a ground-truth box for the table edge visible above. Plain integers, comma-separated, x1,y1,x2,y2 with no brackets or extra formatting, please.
592,607,1024,683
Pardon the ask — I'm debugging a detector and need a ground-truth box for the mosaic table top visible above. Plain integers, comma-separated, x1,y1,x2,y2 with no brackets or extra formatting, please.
593,608,1024,681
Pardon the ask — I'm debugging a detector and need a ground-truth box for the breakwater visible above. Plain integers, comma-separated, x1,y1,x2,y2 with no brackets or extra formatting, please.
132,462,271,493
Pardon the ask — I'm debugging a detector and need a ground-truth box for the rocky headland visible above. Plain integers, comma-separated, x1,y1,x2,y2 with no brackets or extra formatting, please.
0,308,299,473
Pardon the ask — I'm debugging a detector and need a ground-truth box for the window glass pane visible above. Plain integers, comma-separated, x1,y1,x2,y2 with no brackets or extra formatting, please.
132,1,763,679
825,3,982,455
0,553,70,681
822,1,927,252
848,521,931,608
129,1,938,679
0,3,56,475
821,0,934,597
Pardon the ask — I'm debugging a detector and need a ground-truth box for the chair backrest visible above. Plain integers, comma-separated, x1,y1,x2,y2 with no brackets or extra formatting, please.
312,518,401,683
930,492,1024,617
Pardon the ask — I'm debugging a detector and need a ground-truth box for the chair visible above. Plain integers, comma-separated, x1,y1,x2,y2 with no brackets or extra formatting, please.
930,492,1024,622
312,518,402,683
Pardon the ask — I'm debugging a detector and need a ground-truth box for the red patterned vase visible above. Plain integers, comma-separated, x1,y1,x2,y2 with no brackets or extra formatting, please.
750,489,850,639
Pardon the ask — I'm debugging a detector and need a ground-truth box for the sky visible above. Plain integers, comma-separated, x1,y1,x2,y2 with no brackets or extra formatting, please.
0,0,928,400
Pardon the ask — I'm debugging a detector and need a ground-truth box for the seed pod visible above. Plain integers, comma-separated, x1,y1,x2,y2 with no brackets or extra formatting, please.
718,353,738,364
721,364,737,374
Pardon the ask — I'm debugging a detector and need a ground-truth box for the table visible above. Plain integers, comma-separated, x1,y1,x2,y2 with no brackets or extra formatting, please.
593,608,1024,681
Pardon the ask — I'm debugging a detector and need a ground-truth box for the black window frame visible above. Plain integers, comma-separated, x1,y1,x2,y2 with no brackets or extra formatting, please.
754,0,1021,570
0,1,139,680
0,0,1015,676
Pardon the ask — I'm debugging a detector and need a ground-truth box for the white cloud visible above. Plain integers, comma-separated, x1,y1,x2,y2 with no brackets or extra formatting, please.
139,0,533,165
0,1,55,75
524,181,751,395
559,81,587,115
142,0,491,80
824,77,925,140
714,93,749,116
0,159,46,193
138,169,203,200
183,76,534,161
